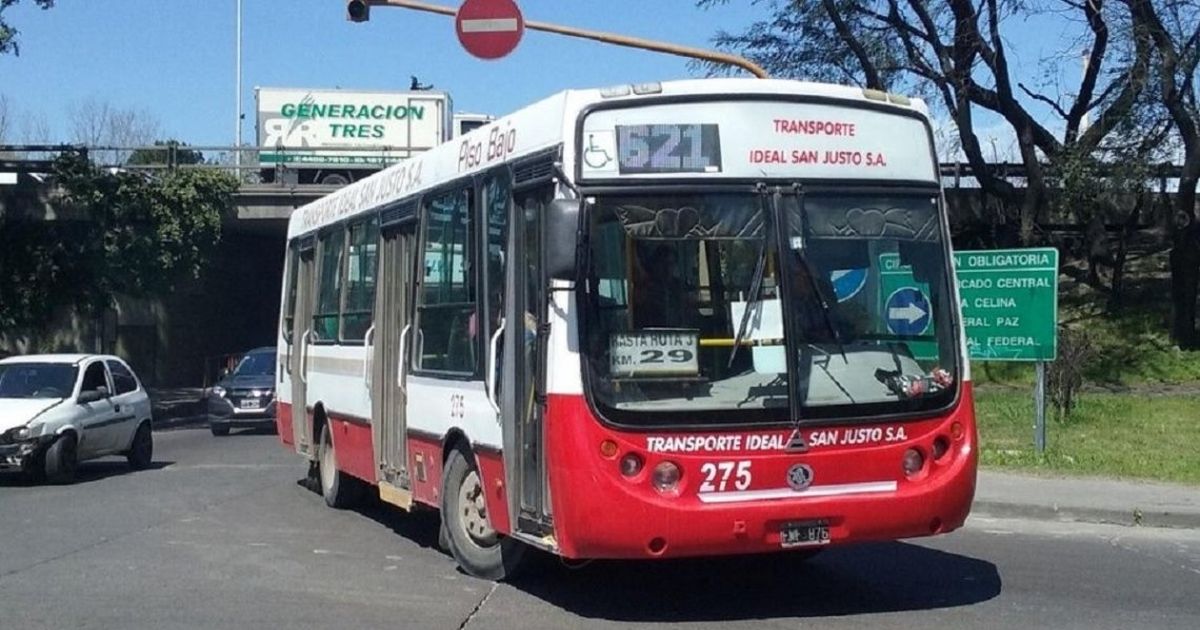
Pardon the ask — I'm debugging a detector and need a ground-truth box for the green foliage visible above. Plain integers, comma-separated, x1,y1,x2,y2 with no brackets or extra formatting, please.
127,140,207,167
0,152,235,331
0,0,54,56
976,389,1200,484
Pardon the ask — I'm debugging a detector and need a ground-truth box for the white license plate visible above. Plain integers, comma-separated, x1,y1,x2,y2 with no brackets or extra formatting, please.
780,520,830,548
239,399,260,409
609,330,699,377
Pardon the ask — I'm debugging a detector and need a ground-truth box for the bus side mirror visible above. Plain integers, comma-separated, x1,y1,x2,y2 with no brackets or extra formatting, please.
545,198,581,281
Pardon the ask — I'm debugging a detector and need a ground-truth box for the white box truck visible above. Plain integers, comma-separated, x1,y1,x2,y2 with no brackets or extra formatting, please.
255,87,453,185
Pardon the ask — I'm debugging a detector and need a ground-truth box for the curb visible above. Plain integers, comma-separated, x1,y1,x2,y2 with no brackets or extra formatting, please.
972,500,1200,530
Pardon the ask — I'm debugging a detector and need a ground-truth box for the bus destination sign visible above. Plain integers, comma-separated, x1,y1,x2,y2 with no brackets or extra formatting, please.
614,124,722,174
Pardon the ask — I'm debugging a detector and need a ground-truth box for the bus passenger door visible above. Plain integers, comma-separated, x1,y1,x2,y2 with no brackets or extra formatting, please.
502,187,554,534
373,218,417,500
291,244,317,456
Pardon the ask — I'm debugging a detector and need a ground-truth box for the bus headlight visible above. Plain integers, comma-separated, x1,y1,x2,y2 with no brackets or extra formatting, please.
620,453,644,477
903,448,926,477
652,461,682,494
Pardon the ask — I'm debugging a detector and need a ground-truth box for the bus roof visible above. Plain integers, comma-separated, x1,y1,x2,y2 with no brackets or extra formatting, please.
286,78,929,240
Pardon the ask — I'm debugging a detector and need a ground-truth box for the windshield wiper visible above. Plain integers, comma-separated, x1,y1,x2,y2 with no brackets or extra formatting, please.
727,196,772,369
790,236,848,363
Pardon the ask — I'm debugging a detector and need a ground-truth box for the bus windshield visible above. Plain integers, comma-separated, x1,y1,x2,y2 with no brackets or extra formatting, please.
581,190,959,427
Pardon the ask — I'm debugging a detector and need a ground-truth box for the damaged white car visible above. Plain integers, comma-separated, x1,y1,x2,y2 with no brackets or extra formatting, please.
0,354,154,483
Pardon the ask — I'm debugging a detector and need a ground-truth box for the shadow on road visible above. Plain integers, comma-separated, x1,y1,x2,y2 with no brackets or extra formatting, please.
505,541,1001,622
0,459,173,487
292,470,1000,621
295,469,445,551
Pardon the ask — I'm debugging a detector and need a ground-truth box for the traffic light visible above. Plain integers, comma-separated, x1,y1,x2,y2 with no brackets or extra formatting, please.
346,0,370,22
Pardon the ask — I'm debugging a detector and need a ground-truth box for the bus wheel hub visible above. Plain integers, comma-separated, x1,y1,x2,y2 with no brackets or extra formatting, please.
459,470,497,545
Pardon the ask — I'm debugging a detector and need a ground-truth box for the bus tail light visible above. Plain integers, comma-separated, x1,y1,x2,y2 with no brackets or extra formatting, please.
950,421,964,441
600,440,618,458
620,453,644,477
902,448,925,477
652,461,682,494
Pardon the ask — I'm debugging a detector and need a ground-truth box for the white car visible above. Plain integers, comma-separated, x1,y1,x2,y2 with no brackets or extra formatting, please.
0,354,154,483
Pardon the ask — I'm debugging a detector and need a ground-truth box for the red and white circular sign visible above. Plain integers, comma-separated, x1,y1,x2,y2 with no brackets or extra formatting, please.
455,0,525,60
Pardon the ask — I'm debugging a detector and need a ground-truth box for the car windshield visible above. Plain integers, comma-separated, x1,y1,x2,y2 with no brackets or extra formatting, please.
0,363,78,399
233,352,275,377
581,190,958,427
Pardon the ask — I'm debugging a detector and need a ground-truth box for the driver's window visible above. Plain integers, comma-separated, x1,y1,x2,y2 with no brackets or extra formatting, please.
80,362,109,394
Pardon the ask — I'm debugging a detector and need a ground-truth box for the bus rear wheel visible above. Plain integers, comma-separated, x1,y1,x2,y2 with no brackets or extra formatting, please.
441,447,527,580
317,423,363,509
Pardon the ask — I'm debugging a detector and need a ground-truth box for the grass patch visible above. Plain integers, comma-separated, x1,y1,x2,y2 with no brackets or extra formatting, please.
975,389,1200,485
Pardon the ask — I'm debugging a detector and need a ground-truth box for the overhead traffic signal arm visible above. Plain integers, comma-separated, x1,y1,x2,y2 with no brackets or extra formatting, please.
345,0,768,78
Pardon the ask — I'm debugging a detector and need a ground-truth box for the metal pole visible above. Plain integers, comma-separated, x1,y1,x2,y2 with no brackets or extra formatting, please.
367,0,769,78
1034,361,1047,453
235,0,243,173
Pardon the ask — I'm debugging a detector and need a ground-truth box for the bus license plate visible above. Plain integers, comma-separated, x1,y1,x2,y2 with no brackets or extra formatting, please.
239,399,260,409
780,521,830,548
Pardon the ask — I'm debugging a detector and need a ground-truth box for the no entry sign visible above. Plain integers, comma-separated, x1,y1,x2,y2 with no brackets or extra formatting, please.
455,0,525,60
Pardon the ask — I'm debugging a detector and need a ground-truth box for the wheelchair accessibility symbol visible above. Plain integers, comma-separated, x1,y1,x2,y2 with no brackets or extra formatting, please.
584,133,613,169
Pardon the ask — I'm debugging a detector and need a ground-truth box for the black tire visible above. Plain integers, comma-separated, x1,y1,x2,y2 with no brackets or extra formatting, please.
21,449,46,484
210,424,231,437
317,423,363,509
437,519,452,554
319,172,350,186
441,447,527,580
127,422,153,470
44,433,78,484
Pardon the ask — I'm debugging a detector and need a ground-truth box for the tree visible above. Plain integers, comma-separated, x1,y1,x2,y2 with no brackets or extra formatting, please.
0,151,237,336
0,93,11,142
127,140,208,168
701,0,1152,247
1124,0,1200,345
0,0,53,55
68,98,163,165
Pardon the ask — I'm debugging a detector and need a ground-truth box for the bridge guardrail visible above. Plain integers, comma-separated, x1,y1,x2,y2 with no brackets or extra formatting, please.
1,144,1194,191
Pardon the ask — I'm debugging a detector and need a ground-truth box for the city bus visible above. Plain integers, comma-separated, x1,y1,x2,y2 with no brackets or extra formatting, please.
275,78,976,580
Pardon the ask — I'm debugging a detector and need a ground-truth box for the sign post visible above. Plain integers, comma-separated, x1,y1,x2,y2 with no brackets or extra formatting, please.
454,0,525,60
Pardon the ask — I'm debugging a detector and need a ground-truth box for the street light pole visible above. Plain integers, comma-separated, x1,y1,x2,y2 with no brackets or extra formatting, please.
357,0,769,79
235,0,243,173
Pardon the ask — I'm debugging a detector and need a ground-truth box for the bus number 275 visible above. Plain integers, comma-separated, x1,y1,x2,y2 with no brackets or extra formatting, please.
699,461,752,492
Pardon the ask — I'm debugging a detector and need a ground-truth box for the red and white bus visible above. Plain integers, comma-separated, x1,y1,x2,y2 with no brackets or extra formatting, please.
276,78,976,579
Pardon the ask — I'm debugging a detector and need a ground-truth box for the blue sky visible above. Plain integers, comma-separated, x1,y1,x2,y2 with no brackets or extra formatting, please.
0,0,760,145
0,0,1074,158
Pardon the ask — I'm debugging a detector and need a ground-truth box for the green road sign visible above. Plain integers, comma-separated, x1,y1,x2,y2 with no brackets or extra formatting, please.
953,248,1059,361
880,247,1059,362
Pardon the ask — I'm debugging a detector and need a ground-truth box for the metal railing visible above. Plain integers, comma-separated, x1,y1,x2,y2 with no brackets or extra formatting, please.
2,143,1194,191
0,143,426,185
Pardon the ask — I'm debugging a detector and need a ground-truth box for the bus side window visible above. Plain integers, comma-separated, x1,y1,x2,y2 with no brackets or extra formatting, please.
313,227,346,342
415,188,477,374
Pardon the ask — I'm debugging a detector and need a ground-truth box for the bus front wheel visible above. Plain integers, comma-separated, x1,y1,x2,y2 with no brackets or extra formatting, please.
441,447,527,580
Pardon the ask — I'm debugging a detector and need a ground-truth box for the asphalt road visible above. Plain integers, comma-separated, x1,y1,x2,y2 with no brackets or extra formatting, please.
2,427,1198,630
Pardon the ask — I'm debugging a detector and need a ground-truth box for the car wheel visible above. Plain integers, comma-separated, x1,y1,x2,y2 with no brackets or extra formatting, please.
44,433,79,484
127,422,153,470
210,424,231,437
22,449,47,484
440,447,527,580
317,423,363,509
